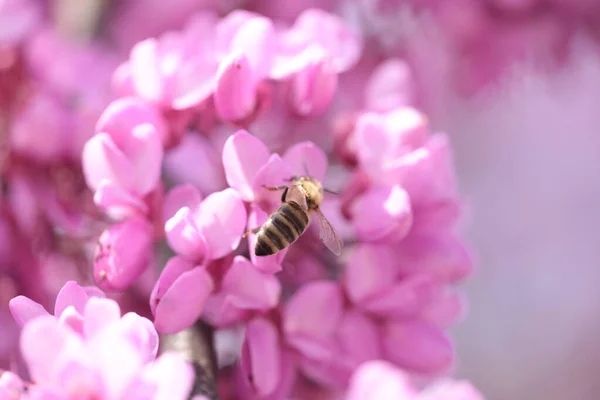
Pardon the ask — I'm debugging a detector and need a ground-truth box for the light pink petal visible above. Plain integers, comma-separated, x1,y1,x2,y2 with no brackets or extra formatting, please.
0,370,24,399
247,205,286,273
365,58,414,112
138,352,194,400
165,207,209,262
337,310,381,365
346,361,416,400
150,256,195,315
20,315,77,383
128,124,164,196
221,130,270,201
252,154,294,209
281,141,328,182
195,188,247,259
55,359,105,398
214,52,257,122
57,306,84,335
88,330,143,399
129,38,165,104
163,184,203,224
215,10,256,52
382,320,454,374
343,244,400,306
54,280,90,317
9,296,49,327
82,286,106,299
418,378,485,400
95,96,168,145
119,312,159,363
153,264,214,334
222,256,281,310
241,318,281,397
82,133,134,192
94,181,149,219
287,50,338,117
171,60,219,110
230,16,275,77
83,297,121,338
293,9,362,73
284,281,343,344
112,62,136,98
351,184,413,242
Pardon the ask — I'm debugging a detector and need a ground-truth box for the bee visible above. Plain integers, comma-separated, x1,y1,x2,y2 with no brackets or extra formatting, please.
244,175,343,256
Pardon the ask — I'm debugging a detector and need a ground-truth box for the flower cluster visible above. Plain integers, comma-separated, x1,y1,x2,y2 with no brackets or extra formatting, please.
0,1,486,400
3,281,195,400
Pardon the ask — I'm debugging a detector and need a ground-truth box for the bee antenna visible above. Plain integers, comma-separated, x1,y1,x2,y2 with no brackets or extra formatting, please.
324,188,338,195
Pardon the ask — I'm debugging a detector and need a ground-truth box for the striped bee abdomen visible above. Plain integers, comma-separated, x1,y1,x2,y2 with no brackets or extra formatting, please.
254,201,309,256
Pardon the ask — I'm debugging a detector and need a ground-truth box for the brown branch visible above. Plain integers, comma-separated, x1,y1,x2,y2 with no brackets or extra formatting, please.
159,320,220,400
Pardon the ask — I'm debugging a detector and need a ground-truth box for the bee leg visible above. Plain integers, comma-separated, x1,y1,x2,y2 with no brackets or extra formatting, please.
242,227,261,238
261,185,288,191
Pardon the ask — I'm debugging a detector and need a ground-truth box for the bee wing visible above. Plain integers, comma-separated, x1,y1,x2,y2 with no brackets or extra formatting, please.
315,207,343,256
285,184,309,211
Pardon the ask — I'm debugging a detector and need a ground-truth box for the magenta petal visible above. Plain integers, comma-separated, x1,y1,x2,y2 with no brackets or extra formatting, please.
287,51,338,117
9,296,49,327
362,274,438,318
195,188,247,260
202,293,248,328
83,297,121,338
247,205,285,273
163,184,202,225
153,263,214,334
343,244,399,306
165,207,208,262
241,318,281,397
20,315,78,383
95,97,168,145
222,130,270,201
221,256,281,310
284,281,343,340
82,286,106,299
382,320,454,374
351,184,412,242
346,361,416,400
337,310,381,365
94,217,154,291
422,290,466,329
54,280,89,317
364,58,413,112
94,180,148,219
282,141,328,182
150,256,195,316
214,52,257,122
82,133,133,192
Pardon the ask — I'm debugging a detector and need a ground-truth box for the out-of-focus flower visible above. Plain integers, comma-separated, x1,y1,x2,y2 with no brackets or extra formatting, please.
345,360,485,400
0,0,42,45
0,370,23,400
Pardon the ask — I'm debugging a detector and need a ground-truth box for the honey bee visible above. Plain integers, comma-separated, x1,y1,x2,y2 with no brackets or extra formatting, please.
244,175,343,256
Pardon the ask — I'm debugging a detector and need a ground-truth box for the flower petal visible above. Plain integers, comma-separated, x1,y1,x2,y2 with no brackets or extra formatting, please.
241,318,281,397
54,281,90,317
83,297,121,338
195,188,247,259
139,352,194,400
337,310,381,365
119,312,159,363
382,320,454,374
93,181,149,219
82,133,133,192
221,256,281,310
153,263,214,334
165,207,209,262
281,141,328,182
222,130,270,201
346,361,416,400
9,296,49,327
214,52,257,122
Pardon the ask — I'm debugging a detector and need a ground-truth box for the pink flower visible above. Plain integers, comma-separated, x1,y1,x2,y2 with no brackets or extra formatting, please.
82,99,165,219
93,217,155,291
164,185,247,263
345,360,485,400
0,371,23,400
18,313,192,400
